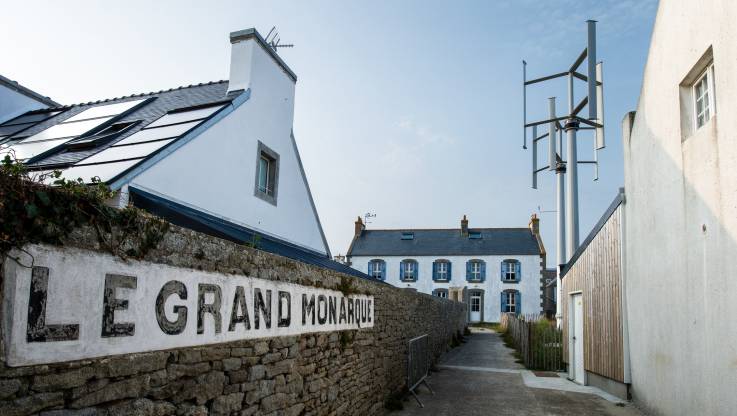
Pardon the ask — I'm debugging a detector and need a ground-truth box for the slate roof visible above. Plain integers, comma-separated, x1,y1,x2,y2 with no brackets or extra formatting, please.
131,187,371,280
347,228,541,257
3,81,240,169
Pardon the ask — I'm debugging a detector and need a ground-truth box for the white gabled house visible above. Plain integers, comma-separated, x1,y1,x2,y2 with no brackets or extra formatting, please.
346,215,547,323
0,28,362,278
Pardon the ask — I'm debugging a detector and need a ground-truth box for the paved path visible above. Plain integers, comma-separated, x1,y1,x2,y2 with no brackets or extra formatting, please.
395,328,645,416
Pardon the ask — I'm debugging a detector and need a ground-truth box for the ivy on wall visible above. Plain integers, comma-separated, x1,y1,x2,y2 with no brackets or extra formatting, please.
0,155,169,263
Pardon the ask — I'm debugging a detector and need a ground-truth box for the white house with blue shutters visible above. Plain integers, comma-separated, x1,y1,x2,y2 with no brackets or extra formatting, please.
346,215,546,323
0,28,367,279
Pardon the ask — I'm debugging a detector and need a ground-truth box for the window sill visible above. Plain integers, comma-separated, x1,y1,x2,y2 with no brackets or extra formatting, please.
433,279,450,283
502,279,520,284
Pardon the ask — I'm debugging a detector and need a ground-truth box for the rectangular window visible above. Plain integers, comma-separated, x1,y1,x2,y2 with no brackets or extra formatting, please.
470,295,481,312
437,262,447,280
504,262,516,281
694,65,715,129
471,262,481,280
404,262,415,280
505,292,516,313
254,141,279,205
371,262,383,279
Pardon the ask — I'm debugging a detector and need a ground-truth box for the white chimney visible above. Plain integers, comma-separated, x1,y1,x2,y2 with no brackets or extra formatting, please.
227,28,297,95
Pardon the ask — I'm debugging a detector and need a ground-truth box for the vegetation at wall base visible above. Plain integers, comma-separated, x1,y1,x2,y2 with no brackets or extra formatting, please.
0,155,169,262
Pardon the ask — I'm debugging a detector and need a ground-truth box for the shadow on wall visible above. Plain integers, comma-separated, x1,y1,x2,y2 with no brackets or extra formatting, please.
622,110,737,416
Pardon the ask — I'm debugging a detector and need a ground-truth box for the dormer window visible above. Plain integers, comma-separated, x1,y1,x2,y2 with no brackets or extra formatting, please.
401,232,414,240
469,231,482,239
254,141,279,205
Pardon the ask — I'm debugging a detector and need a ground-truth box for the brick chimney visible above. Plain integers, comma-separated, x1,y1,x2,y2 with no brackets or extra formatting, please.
460,215,469,236
354,216,365,237
529,213,540,235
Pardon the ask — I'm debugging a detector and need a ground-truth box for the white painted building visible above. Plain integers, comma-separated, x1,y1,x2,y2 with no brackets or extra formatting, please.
0,28,363,278
347,215,546,322
621,1,737,415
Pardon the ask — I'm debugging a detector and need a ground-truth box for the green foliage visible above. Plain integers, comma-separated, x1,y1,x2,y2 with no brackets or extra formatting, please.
337,276,359,296
1,155,169,260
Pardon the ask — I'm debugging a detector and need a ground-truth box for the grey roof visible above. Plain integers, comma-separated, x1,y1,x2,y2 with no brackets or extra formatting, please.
0,74,59,107
11,81,240,168
347,228,541,257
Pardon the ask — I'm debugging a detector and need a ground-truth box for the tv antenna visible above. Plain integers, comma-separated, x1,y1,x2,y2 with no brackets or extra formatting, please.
522,20,605,323
264,27,294,52
364,212,377,225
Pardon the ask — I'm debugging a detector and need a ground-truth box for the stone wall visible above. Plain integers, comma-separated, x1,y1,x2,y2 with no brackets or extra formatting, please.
0,224,467,415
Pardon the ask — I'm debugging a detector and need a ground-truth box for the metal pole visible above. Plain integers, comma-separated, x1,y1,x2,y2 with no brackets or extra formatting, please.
555,152,566,325
523,60,528,149
565,119,580,259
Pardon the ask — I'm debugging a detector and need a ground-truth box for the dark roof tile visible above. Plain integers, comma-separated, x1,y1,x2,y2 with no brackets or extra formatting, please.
348,228,540,257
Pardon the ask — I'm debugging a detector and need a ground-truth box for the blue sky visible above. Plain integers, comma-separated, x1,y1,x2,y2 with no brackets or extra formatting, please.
2,0,658,265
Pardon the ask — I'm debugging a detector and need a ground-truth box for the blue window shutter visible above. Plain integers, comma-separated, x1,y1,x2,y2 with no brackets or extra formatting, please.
368,261,373,276
432,262,437,281
466,261,471,281
515,261,521,281
515,291,521,315
400,261,405,280
414,261,419,281
501,292,506,313
447,262,452,281
380,261,386,280
500,261,505,281
480,261,486,282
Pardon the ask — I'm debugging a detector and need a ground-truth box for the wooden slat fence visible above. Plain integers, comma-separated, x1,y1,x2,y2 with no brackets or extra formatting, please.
561,201,625,383
500,313,563,371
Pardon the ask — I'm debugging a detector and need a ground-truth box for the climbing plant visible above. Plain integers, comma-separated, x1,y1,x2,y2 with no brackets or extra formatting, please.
0,154,169,262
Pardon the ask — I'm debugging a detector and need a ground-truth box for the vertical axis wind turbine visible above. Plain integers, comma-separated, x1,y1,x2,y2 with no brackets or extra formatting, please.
522,20,605,324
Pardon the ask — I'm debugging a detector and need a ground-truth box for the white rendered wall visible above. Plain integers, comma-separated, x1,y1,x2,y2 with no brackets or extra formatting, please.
623,1,737,415
0,84,49,124
349,254,542,322
131,41,328,255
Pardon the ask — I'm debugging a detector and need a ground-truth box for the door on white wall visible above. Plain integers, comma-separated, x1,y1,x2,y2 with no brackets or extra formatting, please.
569,293,585,384
470,293,482,322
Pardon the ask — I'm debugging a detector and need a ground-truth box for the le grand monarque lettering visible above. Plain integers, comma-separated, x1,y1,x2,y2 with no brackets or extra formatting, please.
26,265,373,343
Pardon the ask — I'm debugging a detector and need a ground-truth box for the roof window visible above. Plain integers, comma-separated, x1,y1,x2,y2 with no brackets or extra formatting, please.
401,232,414,240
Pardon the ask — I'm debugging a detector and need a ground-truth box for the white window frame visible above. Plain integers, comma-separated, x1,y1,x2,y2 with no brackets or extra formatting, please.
403,261,415,280
693,64,715,129
436,261,448,280
470,294,481,312
435,290,448,299
504,261,517,281
505,291,516,313
471,261,481,281
371,261,383,279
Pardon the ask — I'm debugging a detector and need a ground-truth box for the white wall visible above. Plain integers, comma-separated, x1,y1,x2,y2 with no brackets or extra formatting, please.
0,84,49,124
131,39,328,256
623,1,737,415
350,254,541,322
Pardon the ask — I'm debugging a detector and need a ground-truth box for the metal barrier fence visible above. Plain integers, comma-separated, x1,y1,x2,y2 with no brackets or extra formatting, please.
500,313,564,371
407,334,434,407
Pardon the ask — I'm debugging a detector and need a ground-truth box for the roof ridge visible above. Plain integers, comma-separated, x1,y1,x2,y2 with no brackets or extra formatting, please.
45,80,229,110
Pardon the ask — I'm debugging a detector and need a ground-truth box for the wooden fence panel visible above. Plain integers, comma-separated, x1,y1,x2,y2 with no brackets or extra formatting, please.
561,203,625,382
